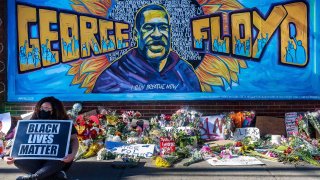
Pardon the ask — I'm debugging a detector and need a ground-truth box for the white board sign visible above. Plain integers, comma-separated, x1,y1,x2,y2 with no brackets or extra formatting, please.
233,127,260,141
206,156,264,166
199,115,226,141
111,144,154,158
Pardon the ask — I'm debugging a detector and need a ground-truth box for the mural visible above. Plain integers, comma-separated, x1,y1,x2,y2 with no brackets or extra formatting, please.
7,0,320,101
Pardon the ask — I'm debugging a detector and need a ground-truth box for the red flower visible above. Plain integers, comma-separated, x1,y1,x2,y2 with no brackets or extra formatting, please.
97,114,105,119
164,114,171,121
76,115,85,126
284,147,292,154
85,123,93,129
90,129,98,139
90,115,100,125
235,141,242,147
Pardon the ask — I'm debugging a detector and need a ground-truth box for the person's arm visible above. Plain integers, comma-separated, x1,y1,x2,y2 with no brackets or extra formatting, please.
62,134,79,163
4,156,15,165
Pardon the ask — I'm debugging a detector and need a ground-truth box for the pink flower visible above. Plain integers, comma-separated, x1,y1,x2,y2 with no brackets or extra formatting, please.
312,139,319,147
127,111,134,117
136,126,143,135
265,151,276,158
200,145,212,154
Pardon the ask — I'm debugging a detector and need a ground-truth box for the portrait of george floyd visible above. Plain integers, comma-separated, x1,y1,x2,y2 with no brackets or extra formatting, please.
92,4,201,93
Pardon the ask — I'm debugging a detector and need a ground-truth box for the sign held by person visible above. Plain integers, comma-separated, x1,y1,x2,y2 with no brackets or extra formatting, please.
11,120,73,160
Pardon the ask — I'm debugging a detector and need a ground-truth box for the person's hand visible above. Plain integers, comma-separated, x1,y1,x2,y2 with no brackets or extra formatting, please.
62,154,75,163
4,157,15,165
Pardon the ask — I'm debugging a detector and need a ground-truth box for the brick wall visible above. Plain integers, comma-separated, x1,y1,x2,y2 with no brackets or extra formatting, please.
3,101,320,119
1,1,320,119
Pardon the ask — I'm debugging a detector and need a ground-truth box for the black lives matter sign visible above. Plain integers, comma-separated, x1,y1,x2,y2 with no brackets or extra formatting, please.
11,120,73,160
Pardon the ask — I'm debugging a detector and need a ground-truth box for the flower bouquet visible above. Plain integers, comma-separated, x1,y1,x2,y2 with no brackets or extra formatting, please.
74,112,106,159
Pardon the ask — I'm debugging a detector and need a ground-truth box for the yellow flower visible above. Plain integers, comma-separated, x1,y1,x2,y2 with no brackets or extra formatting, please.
154,156,171,168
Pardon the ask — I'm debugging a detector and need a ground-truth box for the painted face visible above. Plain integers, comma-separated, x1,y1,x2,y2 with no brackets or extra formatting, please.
136,10,171,62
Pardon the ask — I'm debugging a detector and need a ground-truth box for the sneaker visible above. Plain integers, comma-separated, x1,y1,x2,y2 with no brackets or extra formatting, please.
16,174,38,180
54,170,68,180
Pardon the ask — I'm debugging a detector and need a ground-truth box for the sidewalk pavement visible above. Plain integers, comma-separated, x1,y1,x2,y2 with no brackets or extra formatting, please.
1,157,320,180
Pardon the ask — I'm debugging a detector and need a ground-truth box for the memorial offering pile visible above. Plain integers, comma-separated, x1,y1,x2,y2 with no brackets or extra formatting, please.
67,105,320,167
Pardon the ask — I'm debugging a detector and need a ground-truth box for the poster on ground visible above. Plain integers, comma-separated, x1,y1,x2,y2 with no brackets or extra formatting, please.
106,141,154,158
206,156,265,166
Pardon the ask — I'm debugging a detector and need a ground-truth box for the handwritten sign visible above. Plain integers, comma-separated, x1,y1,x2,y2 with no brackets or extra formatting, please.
199,115,226,141
160,137,175,156
285,112,304,136
11,120,72,160
234,127,260,141
106,142,154,158
206,156,264,166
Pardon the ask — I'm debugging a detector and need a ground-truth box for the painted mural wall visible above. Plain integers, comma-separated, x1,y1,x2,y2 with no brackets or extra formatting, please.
7,0,320,101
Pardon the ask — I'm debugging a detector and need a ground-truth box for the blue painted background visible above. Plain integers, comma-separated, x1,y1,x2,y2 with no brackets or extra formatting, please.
7,0,320,101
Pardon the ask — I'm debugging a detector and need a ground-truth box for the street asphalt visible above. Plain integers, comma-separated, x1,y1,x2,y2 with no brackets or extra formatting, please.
1,157,320,180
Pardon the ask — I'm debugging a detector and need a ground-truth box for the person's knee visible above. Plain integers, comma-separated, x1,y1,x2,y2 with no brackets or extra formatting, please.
13,159,27,167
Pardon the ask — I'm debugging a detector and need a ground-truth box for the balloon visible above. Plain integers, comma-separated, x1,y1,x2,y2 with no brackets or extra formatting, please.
73,103,82,113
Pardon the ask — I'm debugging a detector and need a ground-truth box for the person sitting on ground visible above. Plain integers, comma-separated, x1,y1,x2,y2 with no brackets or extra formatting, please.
5,96,79,180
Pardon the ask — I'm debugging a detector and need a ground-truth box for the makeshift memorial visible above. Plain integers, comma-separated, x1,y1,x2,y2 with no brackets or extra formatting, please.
67,105,320,168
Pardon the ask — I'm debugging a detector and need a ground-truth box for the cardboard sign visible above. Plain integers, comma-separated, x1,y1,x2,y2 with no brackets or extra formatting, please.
11,120,73,160
234,127,260,141
199,115,226,141
106,142,154,158
255,116,286,137
160,137,175,156
285,112,305,136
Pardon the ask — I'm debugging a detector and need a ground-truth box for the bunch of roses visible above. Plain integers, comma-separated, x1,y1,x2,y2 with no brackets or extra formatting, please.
75,114,105,141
